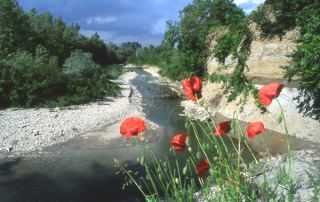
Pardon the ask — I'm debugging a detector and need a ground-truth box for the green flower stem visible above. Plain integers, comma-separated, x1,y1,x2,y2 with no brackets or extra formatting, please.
117,160,147,198
276,99,293,176
148,151,170,193
237,121,258,163
144,163,160,199
173,151,182,187
198,120,226,163
191,122,211,165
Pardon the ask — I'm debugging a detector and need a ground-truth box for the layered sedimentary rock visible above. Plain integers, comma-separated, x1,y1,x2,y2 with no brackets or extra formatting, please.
206,24,300,80
203,24,319,145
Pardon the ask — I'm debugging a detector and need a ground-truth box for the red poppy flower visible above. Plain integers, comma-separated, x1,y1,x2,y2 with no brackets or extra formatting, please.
120,117,146,140
215,121,231,136
247,122,265,138
258,83,284,106
171,134,188,152
197,158,209,178
182,76,202,102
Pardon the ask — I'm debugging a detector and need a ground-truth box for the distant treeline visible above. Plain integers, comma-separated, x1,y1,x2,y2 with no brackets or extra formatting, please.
0,0,142,108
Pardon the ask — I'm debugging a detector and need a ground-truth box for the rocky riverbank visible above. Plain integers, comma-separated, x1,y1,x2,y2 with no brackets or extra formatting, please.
0,65,164,154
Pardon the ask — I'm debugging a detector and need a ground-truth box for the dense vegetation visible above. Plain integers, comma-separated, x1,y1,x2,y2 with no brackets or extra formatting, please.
131,0,320,113
251,0,320,92
0,0,143,108
130,0,245,80
251,0,320,116
130,0,259,106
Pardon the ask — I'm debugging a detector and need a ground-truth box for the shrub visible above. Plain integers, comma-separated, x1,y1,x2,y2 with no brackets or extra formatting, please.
285,34,320,94
63,50,100,77
0,47,121,108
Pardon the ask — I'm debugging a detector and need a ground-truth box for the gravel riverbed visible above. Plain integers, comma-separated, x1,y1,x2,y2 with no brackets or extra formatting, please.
0,66,161,153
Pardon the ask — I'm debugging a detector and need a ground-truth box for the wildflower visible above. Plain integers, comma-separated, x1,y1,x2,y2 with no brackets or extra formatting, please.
171,134,188,152
197,158,209,178
120,117,146,140
247,122,265,138
258,83,283,106
182,76,202,102
215,121,231,136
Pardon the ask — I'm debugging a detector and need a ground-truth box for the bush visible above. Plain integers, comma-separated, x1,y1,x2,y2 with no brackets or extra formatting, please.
63,50,100,77
285,34,320,93
0,47,121,108
0,0,125,108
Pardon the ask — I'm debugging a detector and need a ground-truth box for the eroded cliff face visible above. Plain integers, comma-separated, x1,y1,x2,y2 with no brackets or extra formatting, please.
202,23,320,145
206,23,300,80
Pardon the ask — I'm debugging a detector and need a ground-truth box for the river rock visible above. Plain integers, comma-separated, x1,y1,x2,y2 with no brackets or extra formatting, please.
201,82,320,144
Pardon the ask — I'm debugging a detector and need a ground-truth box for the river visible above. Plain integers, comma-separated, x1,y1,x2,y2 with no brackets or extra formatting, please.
0,68,186,202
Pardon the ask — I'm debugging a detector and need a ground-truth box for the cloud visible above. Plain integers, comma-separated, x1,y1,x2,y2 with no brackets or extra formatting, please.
17,0,192,46
234,0,264,5
86,16,117,25
234,0,265,14
17,0,263,45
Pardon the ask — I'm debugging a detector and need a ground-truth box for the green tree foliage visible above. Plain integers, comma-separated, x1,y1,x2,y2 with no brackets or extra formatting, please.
63,50,100,77
0,0,34,55
130,0,245,80
250,0,320,115
0,0,122,108
165,0,244,78
118,42,142,62
251,1,320,91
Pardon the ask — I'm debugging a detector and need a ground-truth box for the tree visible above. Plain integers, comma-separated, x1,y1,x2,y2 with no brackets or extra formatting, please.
162,0,245,78
0,0,34,55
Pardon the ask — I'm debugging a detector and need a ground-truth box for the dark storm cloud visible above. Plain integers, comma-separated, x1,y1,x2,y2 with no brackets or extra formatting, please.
17,0,262,45
18,0,192,46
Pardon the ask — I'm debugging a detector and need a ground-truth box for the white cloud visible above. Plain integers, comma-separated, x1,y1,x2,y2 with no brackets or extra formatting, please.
234,0,264,5
86,16,117,25
252,0,265,4
234,0,249,4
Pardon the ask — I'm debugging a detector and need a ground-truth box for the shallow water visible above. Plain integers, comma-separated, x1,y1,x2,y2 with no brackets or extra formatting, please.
0,68,186,202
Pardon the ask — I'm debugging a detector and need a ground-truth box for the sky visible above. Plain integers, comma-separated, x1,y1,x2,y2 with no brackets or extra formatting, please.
18,0,264,46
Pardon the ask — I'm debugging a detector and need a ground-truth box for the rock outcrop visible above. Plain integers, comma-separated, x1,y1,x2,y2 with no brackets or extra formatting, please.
201,82,320,145
206,24,300,80
204,23,319,145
